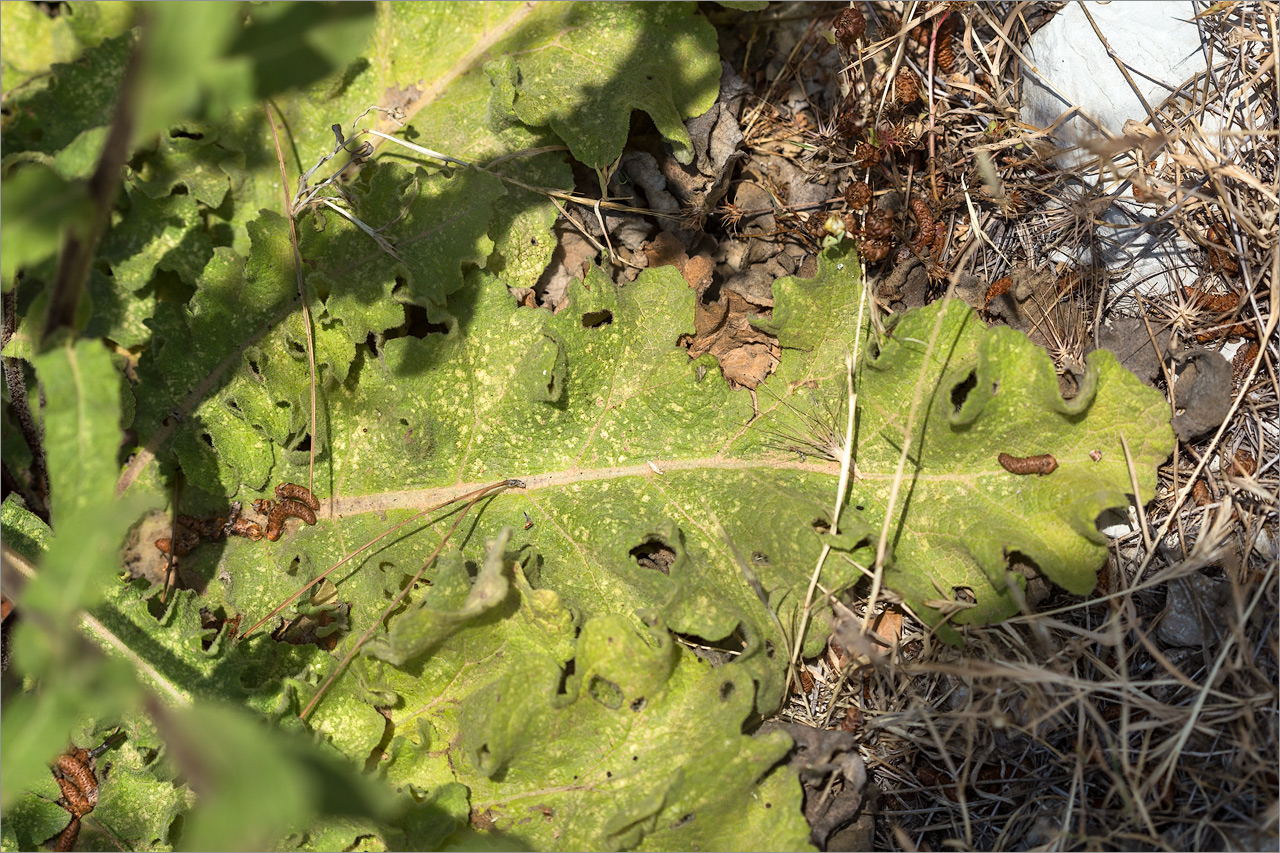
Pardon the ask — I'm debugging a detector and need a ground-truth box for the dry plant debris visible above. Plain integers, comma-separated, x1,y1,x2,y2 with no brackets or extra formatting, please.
717,3,1277,850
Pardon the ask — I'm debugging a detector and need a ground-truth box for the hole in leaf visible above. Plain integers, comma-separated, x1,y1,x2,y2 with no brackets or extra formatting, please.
387,303,449,340
630,539,675,575
671,813,694,829
719,680,736,701
950,370,977,412
588,676,623,710
764,639,777,659
556,660,575,696
952,586,977,605
169,128,204,140
751,551,769,565
581,310,613,328
811,518,831,534
630,697,646,712
200,432,214,448
167,815,185,848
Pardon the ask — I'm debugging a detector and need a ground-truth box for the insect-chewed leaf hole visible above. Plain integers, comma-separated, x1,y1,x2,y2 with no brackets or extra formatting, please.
630,697,646,712
671,813,695,829
386,301,449,340
811,517,831,534
719,680,736,702
588,675,623,710
581,310,613,328
950,369,977,412
555,659,575,696
630,539,675,574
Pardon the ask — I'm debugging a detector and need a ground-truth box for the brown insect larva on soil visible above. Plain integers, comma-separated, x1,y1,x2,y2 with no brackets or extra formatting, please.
998,452,1058,476
275,482,321,511
265,499,318,541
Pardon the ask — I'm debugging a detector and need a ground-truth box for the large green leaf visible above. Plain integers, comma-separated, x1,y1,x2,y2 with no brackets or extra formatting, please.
0,3,1178,851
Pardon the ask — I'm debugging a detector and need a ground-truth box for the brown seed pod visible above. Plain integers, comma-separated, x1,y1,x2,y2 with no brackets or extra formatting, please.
894,68,921,104
265,499,318,542
984,276,1013,308
1232,340,1260,384
998,452,1058,476
863,208,895,240
935,33,957,73
275,482,321,511
845,180,872,210
860,238,893,262
228,517,265,541
852,141,881,168
833,6,866,47
908,198,936,255
1205,221,1240,276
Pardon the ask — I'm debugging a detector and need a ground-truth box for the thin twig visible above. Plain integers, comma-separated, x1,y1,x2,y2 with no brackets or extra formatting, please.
265,103,320,492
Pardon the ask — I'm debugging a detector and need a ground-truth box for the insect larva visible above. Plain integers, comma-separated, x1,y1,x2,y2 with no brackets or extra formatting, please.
155,529,198,557
998,452,1058,476
52,816,81,852
275,482,321,511
53,753,98,815
265,499,317,542
228,517,265,541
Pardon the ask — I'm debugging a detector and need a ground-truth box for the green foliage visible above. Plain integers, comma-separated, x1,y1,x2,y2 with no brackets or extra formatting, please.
0,2,1175,852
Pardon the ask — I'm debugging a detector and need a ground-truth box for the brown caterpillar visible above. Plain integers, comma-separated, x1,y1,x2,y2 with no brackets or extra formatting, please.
275,482,321,511
265,499,317,542
155,528,199,557
51,816,81,852
52,752,98,816
998,452,1058,476
228,517,265,541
